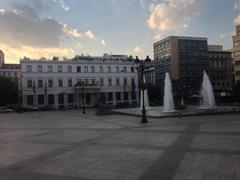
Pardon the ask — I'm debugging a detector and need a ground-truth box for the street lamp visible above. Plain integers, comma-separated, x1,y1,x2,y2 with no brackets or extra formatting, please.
81,81,86,114
135,56,148,124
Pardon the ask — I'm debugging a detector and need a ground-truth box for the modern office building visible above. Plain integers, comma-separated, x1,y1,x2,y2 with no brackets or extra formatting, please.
232,25,240,83
208,45,234,95
20,54,138,109
154,36,208,98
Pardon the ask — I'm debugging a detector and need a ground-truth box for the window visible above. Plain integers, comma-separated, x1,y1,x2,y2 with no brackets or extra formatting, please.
124,78,127,86
77,66,81,72
116,78,120,86
68,79,72,87
84,66,88,73
48,65,53,72
131,91,136,100
108,79,112,86
67,66,72,72
100,66,103,72
108,92,113,101
234,51,240,57
91,66,95,72
100,78,104,86
234,41,240,47
84,79,89,85
131,67,134,72
38,95,44,105
108,66,111,72
58,79,63,87
48,79,53,88
116,92,121,101
58,94,64,104
27,65,32,72
38,79,43,88
37,65,43,72
124,92,128,100
91,79,95,85
27,95,34,105
58,66,62,72
48,94,54,105
116,66,119,72
27,79,32,88
68,94,73,103
123,67,127,72
14,72,17,77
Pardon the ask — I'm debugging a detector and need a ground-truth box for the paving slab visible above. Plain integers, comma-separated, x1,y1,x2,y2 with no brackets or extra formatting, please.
0,111,239,180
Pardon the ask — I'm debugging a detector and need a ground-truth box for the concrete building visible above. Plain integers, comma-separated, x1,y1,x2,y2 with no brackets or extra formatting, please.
0,50,21,79
20,54,138,109
208,45,234,96
154,36,208,98
232,25,240,83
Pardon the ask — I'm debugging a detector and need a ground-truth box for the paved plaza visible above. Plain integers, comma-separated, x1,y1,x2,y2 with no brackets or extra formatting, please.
0,110,240,180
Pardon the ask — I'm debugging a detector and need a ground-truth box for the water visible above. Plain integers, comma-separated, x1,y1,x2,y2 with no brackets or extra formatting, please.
163,72,175,112
140,90,150,109
200,71,216,108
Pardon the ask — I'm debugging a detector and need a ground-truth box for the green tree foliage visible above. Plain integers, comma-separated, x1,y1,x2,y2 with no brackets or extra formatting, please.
233,81,240,104
147,84,163,106
0,76,18,106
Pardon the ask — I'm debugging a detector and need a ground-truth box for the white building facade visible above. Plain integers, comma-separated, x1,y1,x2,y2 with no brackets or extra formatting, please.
20,55,139,109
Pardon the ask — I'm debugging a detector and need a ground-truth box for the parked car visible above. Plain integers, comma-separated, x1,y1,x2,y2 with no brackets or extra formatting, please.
0,106,13,113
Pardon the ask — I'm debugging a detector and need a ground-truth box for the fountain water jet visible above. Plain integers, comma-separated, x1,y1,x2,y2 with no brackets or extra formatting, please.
163,72,175,112
200,71,216,109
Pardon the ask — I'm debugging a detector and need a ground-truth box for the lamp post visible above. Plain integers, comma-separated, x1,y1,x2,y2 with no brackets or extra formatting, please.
81,82,86,114
135,56,148,124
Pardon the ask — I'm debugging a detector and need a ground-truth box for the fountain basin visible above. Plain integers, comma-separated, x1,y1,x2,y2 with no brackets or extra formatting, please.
112,105,239,118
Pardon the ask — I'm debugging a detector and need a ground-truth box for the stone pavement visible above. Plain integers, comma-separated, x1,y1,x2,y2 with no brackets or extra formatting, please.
0,110,239,180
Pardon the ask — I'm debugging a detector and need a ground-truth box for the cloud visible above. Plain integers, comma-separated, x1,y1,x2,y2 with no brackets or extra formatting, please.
134,47,142,53
219,32,234,39
63,24,82,38
85,31,95,39
147,0,200,39
101,40,106,45
0,3,83,61
0,43,75,63
53,0,70,11
235,15,240,25
234,0,240,10
0,5,82,48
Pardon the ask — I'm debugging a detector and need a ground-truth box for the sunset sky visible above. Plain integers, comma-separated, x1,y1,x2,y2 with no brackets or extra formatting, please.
0,0,239,63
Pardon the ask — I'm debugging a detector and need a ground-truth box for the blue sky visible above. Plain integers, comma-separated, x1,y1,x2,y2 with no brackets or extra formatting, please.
0,0,239,63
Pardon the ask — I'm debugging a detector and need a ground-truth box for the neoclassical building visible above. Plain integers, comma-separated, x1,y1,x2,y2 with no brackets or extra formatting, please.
20,54,139,109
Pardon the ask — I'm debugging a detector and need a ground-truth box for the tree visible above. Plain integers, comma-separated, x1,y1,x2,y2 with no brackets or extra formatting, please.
0,76,18,106
147,84,163,106
233,81,240,104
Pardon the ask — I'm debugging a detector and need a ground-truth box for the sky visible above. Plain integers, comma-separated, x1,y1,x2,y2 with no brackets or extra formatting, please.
0,0,239,63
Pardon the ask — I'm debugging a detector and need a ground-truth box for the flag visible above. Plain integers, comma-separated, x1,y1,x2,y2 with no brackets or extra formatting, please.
131,79,136,98
45,80,47,95
33,80,36,94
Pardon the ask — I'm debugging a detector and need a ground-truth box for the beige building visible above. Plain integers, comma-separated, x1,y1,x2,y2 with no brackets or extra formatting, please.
208,45,234,95
232,25,240,83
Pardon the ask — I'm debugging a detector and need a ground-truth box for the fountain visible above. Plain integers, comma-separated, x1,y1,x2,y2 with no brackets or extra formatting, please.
163,72,175,112
200,71,216,109
113,71,237,118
